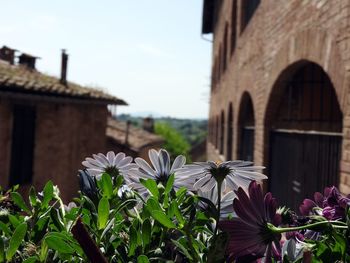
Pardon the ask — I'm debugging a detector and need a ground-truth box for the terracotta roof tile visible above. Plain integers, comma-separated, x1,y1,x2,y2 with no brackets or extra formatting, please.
107,117,164,151
0,61,127,105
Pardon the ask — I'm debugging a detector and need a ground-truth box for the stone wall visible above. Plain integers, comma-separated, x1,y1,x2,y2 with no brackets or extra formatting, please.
207,0,350,194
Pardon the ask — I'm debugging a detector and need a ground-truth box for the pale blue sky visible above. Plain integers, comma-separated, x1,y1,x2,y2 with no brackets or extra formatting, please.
0,1,212,119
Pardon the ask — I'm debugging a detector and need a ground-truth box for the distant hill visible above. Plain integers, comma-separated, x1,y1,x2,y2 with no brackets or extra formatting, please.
117,114,207,147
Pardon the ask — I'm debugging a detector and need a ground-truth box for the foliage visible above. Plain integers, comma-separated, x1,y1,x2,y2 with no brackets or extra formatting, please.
0,149,349,262
117,114,208,147
154,122,191,162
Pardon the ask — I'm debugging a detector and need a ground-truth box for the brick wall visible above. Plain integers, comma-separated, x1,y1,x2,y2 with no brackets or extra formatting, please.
34,102,107,201
0,98,108,201
207,0,350,194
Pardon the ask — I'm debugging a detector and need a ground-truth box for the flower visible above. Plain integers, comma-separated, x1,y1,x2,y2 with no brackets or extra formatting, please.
197,185,235,218
126,149,186,195
82,151,136,179
78,169,98,201
175,160,266,193
64,202,77,212
299,186,350,220
219,181,282,262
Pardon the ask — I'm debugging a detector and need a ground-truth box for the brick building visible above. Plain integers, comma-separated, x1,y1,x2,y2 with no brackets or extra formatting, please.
203,0,350,208
106,117,164,163
0,46,126,201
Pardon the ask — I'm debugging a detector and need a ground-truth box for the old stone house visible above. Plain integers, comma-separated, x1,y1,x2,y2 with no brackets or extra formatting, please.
106,117,164,163
202,0,350,208
0,46,126,201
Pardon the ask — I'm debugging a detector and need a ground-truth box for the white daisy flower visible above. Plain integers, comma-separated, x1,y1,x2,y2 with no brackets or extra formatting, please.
126,149,186,196
175,160,267,193
197,185,236,218
82,151,137,180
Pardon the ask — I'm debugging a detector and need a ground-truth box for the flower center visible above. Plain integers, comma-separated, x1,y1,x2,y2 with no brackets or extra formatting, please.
209,165,232,185
105,166,120,178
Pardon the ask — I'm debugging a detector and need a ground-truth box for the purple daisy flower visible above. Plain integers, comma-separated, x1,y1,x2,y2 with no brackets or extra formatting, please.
219,181,282,262
299,186,350,220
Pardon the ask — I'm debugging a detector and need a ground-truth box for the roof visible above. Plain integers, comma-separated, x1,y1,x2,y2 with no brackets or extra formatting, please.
106,117,164,152
0,60,127,105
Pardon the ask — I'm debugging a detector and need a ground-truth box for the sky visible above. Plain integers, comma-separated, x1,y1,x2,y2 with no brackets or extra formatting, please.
0,1,212,119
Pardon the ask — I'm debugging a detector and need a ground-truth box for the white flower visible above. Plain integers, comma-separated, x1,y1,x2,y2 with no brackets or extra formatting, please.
198,185,236,218
175,160,267,193
82,151,137,180
126,149,186,196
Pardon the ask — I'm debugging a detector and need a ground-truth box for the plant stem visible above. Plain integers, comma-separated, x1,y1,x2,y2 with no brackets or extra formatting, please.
270,221,348,234
213,181,222,236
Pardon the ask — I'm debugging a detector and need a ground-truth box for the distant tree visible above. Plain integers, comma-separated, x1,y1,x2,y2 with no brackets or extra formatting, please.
154,122,191,162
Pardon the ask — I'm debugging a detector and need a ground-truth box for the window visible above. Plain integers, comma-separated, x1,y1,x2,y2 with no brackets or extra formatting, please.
223,23,228,71
241,0,261,32
9,105,36,186
231,0,237,55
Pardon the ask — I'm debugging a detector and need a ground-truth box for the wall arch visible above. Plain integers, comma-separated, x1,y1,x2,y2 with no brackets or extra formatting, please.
265,61,343,208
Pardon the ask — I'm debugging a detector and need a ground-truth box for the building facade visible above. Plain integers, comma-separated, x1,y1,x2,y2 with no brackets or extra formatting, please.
0,47,126,201
106,117,164,163
203,0,350,208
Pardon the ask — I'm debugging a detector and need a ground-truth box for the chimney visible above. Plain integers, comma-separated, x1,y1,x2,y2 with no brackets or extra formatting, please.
142,117,154,133
0,46,16,64
18,53,39,70
60,49,68,85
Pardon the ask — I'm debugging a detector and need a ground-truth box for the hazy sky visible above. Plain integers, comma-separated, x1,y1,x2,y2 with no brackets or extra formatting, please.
0,1,212,119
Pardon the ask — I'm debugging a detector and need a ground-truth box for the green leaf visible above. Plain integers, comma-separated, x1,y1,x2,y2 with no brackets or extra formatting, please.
29,186,38,207
0,237,4,263
98,197,110,230
44,233,75,254
137,255,150,263
142,219,151,247
129,227,137,257
140,179,159,198
171,239,193,260
23,256,39,263
39,240,48,262
100,173,113,199
11,192,30,214
6,222,27,261
150,210,176,229
0,222,10,236
32,217,50,243
8,214,20,228
50,208,64,231
171,201,185,227
164,174,175,195
146,197,161,212
42,181,54,208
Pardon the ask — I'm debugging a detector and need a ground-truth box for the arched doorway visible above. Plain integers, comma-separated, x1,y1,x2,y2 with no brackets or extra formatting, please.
227,103,233,160
267,62,342,209
238,93,255,161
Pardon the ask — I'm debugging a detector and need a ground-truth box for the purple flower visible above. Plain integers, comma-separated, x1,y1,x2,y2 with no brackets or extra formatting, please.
299,186,350,220
219,181,282,262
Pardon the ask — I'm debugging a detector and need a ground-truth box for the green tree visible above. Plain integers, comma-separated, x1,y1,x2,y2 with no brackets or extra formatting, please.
154,122,191,162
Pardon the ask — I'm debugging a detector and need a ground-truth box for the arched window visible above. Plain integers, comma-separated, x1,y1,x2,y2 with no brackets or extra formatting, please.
226,103,233,160
267,62,342,209
231,0,237,55
238,93,255,161
215,115,219,149
223,23,229,71
220,111,225,155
